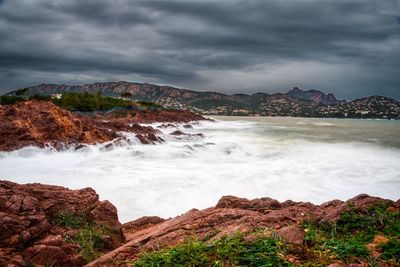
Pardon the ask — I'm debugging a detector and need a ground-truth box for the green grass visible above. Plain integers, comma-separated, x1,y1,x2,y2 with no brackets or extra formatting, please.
73,224,108,263
133,233,291,267
132,203,400,266
55,211,110,263
302,202,400,265
55,211,83,228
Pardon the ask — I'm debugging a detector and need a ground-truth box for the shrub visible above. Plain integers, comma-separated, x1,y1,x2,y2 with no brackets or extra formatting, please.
55,211,82,228
52,92,134,111
74,225,108,263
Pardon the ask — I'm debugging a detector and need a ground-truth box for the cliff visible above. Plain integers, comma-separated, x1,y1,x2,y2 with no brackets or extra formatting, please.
1,181,399,266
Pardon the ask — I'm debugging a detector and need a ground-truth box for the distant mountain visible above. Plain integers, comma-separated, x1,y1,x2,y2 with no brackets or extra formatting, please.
5,81,400,119
286,87,342,105
7,81,343,105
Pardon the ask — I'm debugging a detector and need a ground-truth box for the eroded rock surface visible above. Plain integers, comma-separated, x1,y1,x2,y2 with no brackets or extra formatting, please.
88,194,397,266
0,180,124,267
1,180,397,267
0,101,206,151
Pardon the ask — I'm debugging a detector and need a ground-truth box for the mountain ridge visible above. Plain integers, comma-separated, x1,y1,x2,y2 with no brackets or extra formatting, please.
5,81,400,119
7,81,344,104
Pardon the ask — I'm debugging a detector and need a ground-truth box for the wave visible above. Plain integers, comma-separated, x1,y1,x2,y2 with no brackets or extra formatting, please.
0,118,399,222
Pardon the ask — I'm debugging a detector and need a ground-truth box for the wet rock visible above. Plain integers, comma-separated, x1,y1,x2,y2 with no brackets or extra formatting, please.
170,130,186,136
0,101,206,151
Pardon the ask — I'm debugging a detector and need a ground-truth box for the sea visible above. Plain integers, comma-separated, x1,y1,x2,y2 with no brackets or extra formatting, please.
1,116,399,222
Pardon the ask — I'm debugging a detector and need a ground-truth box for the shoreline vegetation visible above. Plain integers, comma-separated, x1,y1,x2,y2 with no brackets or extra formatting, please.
0,92,163,112
0,180,399,266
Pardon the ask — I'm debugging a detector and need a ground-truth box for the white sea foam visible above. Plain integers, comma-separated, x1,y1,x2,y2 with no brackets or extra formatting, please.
0,117,399,222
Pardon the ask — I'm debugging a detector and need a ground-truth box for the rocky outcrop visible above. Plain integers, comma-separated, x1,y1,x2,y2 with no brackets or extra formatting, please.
0,180,124,267
1,180,398,266
287,87,341,105
103,109,205,124
0,101,205,151
88,194,398,266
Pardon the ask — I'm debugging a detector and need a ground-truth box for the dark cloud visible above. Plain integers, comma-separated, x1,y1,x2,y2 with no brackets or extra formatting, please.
0,0,399,99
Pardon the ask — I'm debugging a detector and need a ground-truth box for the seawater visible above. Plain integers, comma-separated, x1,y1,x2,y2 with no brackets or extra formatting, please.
1,116,399,222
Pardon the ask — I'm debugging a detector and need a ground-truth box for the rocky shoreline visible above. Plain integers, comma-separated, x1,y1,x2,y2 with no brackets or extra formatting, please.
0,180,399,266
0,101,206,151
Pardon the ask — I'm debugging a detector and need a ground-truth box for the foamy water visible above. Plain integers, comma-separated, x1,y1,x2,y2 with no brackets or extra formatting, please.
1,117,399,222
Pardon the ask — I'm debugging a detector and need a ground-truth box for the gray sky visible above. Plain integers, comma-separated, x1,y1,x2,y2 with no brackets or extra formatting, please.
0,0,399,99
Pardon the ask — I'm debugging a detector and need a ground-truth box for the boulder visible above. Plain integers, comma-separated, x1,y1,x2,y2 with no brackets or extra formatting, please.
0,180,124,267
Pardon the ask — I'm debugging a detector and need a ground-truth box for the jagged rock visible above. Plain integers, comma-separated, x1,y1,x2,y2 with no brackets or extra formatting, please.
122,216,166,234
2,180,398,267
0,180,124,267
89,194,398,266
319,194,392,223
0,101,205,151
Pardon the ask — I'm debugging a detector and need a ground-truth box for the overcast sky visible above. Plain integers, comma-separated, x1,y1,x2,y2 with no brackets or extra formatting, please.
0,0,399,99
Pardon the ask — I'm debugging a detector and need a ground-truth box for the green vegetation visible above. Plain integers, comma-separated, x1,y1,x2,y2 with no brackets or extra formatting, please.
0,94,51,104
133,233,291,267
136,100,164,110
303,202,400,265
73,224,109,263
55,211,84,228
15,88,30,96
53,92,134,111
0,91,165,112
55,211,110,263
132,203,400,266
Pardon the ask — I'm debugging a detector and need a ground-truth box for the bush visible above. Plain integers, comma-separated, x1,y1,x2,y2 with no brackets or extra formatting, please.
74,225,108,263
0,95,25,104
52,92,134,111
15,88,30,96
55,211,83,228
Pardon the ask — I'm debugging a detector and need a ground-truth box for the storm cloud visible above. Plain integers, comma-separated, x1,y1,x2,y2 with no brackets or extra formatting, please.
0,0,399,99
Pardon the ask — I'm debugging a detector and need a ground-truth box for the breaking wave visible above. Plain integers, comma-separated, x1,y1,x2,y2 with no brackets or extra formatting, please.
1,117,399,222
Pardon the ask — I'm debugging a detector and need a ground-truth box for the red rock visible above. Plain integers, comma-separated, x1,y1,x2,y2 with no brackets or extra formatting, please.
319,194,392,223
122,216,166,235
276,225,306,244
0,101,205,151
0,180,124,267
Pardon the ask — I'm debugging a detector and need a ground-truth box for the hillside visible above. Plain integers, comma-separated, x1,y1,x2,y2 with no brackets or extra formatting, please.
6,81,400,119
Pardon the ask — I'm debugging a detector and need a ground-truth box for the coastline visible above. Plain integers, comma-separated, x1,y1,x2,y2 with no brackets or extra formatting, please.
1,180,399,266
